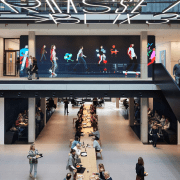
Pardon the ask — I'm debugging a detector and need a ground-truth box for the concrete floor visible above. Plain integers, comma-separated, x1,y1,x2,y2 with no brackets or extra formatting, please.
0,102,180,180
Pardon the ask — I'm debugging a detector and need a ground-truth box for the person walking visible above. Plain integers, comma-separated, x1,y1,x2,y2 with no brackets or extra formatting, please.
40,45,47,62
27,144,40,180
73,46,89,72
125,44,138,75
136,157,148,180
173,59,180,87
152,125,159,148
31,57,39,79
64,98,69,115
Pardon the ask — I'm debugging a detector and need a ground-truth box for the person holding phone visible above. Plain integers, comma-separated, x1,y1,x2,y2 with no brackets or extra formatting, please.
27,144,40,180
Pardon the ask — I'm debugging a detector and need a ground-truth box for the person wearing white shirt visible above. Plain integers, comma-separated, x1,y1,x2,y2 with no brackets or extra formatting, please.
73,46,88,72
163,118,170,130
73,143,81,156
160,115,166,126
126,44,138,73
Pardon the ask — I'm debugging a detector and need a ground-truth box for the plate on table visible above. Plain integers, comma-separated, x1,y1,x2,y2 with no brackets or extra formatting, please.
81,152,87,157
82,123,87,125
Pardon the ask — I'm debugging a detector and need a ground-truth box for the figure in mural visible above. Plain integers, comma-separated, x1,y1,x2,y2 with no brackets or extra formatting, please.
49,45,58,77
110,45,119,57
148,48,156,66
20,45,29,71
64,53,74,62
125,44,138,74
40,45,47,62
73,46,89,72
96,46,106,65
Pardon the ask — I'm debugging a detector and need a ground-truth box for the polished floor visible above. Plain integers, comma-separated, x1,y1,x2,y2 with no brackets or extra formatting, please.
0,102,180,180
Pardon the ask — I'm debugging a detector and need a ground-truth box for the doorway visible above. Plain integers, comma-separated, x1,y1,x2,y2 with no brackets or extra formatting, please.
3,39,20,76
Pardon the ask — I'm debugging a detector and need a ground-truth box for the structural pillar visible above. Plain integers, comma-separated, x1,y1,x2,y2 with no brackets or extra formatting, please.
116,98,119,108
140,31,148,79
0,38,3,77
140,98,148,143
28,31,36,57
177,120,180,145
129,98,134,126
41,98,46,126
28,98,36,143
0,98,4,144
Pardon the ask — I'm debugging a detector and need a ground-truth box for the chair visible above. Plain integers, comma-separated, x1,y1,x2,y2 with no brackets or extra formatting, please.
73,118,77,127
69,139,74,148
96,149,103,160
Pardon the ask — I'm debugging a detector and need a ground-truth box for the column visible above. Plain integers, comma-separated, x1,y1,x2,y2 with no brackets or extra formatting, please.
140,98,148,143
140,31,148,79
0,38,3,77
129,98,134,126
0,98,4,144
116,98,119,108
41,98,46,126
28,31,36,57
177,120,180,145
28,98,36,143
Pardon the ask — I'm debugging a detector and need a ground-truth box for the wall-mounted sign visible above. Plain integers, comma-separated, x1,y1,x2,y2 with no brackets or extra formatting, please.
0,0,180,24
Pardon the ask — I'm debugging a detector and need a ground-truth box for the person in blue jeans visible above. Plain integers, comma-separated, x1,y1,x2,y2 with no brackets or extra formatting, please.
73,46,89,72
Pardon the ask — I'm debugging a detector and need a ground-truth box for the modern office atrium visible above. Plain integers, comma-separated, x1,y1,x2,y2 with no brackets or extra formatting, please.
0,0,180,180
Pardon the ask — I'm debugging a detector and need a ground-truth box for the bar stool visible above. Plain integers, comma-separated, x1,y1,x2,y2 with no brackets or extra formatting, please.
73,118,77,127
96,149,103,160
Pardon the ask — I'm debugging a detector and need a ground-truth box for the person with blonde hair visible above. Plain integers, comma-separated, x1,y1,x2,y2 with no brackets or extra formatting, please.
93,163,105,179
27,144,40,180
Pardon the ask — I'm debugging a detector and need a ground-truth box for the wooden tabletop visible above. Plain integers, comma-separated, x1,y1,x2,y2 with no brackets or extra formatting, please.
77,105,98,180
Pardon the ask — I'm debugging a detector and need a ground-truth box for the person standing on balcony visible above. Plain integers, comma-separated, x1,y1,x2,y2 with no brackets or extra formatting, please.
125,44,138,75
173,59,180,87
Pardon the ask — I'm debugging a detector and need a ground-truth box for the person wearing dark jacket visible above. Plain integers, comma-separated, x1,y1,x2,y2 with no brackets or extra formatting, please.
32,57,39,79
173,59,180,86
136,157,148,180
75,128,82,140
64,98,69,115
152,125,159,147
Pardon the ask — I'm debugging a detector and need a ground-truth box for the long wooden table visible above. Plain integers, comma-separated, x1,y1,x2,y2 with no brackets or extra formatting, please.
77,105,98,180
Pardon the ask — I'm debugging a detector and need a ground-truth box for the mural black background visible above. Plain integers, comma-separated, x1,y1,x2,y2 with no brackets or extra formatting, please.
36,35,140,64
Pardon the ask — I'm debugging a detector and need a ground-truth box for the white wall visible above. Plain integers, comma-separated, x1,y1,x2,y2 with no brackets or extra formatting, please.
156,41,171,75
5,39,19,50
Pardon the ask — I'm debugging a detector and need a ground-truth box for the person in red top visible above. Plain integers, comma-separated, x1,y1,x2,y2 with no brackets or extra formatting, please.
49,45,58,77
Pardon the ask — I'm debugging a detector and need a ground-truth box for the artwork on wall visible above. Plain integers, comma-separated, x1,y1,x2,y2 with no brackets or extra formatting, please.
160,50,166,68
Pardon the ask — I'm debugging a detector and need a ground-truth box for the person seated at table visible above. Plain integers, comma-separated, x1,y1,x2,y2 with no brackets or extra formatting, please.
99,98,104,105
73,143,81,156
90,104,93,110
104,171,112,180
77,109,83,116
90,127,100,140
92,119,98,132
93,139,101,152
23,110,28,119
71,136,81,149
66,149,77,180
75,119,82,131
160,115,166,126
93,163,106,180
18,113,24,122
64,173,71,180
163,118,170,130
75,128,82,140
